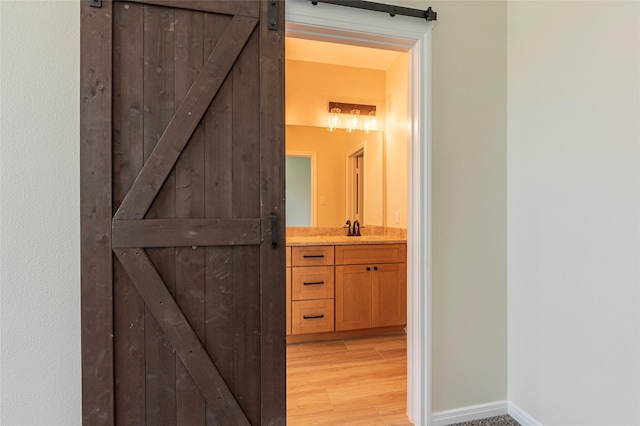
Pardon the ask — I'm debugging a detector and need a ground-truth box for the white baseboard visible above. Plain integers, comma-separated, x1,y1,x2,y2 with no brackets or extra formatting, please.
508,402,542,426
431,401,508,426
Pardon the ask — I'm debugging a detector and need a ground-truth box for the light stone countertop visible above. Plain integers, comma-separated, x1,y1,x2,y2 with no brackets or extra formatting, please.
286,235,406,246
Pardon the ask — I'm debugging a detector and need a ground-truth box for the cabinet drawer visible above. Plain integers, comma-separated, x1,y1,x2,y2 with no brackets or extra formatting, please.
291,300,334,334
292,266,334,300
335,244,406,265
292,246,334,266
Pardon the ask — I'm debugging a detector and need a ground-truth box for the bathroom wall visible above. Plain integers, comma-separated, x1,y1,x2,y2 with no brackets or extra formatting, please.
385,53,410,229
286,59,386,129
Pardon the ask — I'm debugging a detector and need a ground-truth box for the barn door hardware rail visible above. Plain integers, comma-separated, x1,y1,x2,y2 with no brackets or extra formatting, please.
310,0,437,21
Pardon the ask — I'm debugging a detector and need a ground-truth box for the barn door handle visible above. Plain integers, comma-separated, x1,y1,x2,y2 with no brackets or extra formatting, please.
303,314,325,320
270,212,278,249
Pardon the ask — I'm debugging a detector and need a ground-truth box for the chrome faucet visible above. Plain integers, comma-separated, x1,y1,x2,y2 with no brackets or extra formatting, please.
344,220,352,236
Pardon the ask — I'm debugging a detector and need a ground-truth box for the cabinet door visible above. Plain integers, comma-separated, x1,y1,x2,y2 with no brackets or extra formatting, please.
335,265,371,331
372,263,406,327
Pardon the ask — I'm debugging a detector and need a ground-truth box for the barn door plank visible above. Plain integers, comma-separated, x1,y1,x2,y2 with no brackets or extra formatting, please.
114,15,258,220
258,0,287,422
231,26,263,425
203,15,236,424
112,2,146,424
80,2,114,424
174,9,207,425
114,248,251,425
143,5,178,424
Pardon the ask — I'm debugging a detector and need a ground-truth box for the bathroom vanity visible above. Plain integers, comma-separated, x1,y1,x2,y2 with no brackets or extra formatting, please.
285,236,406,343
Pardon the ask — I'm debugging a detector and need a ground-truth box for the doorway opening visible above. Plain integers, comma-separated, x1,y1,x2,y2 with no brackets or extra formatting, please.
285,1,433,424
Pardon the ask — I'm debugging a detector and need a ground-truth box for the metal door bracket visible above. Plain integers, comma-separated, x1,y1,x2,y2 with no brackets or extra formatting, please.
89,0,102,8
268,0,278,30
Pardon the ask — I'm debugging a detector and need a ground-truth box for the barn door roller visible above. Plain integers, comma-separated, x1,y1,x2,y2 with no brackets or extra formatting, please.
311,0,437,21
89,0,101,7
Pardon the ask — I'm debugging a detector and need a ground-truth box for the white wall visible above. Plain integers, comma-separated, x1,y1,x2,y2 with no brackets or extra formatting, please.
0,1,81,425
428,0,508,412
507,1,640,425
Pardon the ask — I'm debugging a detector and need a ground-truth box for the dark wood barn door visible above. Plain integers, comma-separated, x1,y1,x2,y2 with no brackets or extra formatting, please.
80,1,285,424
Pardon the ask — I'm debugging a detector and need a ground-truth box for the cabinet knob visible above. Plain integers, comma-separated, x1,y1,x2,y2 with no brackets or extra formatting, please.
366,267,371,271
374,266,378,271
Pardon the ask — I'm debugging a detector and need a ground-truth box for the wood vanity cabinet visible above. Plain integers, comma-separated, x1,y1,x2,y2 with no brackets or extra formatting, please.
286,243,406,339
335,244,406,331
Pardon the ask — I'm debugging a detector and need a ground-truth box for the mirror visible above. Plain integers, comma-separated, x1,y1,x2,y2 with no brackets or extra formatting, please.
286,125,384,228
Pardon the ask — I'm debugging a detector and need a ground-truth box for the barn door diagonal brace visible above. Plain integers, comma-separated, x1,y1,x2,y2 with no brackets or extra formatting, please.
311,0,437,21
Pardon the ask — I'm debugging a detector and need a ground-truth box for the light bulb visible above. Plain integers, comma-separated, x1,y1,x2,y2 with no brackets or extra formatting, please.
348,108,360,133
328,106,341,132
369,111,377,131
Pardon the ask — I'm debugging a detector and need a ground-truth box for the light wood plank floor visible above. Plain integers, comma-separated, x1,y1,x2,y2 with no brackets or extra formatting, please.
287,333,412,425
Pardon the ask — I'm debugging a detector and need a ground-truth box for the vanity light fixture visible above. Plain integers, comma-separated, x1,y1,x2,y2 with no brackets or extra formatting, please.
327,101,377,133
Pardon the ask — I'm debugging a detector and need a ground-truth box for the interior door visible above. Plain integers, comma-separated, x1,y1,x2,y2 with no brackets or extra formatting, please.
80,0,285,424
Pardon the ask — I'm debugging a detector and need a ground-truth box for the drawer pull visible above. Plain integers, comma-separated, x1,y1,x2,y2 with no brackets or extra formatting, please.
303,281,325,286
303,314,325,320
303,254,325,258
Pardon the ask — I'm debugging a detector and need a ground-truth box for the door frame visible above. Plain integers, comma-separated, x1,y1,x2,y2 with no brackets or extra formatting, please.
286,1,433,424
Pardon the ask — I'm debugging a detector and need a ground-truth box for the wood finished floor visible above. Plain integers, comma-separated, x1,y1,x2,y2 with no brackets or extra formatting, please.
286,333,412,425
